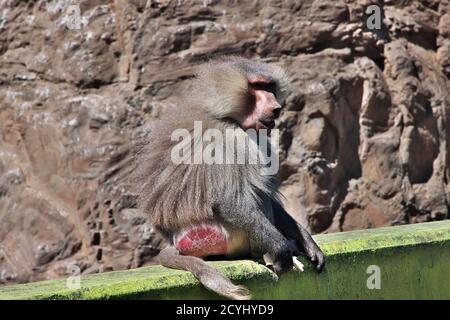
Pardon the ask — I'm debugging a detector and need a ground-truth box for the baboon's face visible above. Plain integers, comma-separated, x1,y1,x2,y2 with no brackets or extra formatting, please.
239,77,282,132
191,57,287,131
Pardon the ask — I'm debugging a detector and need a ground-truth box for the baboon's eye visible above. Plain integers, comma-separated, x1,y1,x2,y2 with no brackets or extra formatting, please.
249,81,277,97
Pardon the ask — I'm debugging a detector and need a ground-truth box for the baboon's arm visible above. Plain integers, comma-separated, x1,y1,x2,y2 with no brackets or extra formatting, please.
216,200,294,273
271,200,325,272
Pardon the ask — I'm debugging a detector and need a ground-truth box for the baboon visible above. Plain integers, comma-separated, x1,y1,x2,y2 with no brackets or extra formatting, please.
134,56,325,300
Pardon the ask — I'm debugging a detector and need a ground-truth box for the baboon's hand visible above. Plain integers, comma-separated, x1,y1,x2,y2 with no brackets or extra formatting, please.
300,239,325,273
270,244,294,274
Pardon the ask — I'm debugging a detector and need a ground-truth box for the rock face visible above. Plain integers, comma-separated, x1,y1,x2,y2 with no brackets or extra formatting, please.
0,0,448,284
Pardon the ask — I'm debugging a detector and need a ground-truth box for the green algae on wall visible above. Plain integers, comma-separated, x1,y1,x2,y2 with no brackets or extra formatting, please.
0,220,449,300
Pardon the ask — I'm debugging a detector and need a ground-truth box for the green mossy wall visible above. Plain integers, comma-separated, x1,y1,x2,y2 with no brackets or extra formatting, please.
1,220,449,300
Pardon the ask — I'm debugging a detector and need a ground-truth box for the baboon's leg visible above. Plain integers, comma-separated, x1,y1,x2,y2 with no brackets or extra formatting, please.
158,247,251,300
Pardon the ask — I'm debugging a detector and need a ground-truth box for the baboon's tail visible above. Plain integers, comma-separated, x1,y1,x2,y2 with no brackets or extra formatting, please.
158,247,251,300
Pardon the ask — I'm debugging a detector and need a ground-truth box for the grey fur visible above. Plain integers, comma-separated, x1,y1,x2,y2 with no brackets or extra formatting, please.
132,57,324,300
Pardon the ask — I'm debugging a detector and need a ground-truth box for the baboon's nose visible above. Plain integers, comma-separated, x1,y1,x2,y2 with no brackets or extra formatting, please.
273,105,282,118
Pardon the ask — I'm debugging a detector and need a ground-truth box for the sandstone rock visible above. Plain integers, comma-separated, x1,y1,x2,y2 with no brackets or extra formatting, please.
0,0,448,284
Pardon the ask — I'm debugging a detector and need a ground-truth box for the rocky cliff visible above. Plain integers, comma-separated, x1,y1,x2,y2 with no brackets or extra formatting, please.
0,0,449,284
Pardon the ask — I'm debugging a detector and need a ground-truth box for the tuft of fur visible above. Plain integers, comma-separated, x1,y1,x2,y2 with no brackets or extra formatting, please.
134,107,279,231
133,57,287,232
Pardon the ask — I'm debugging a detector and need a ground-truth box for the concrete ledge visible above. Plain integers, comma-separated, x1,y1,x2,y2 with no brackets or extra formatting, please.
0,220,449,299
